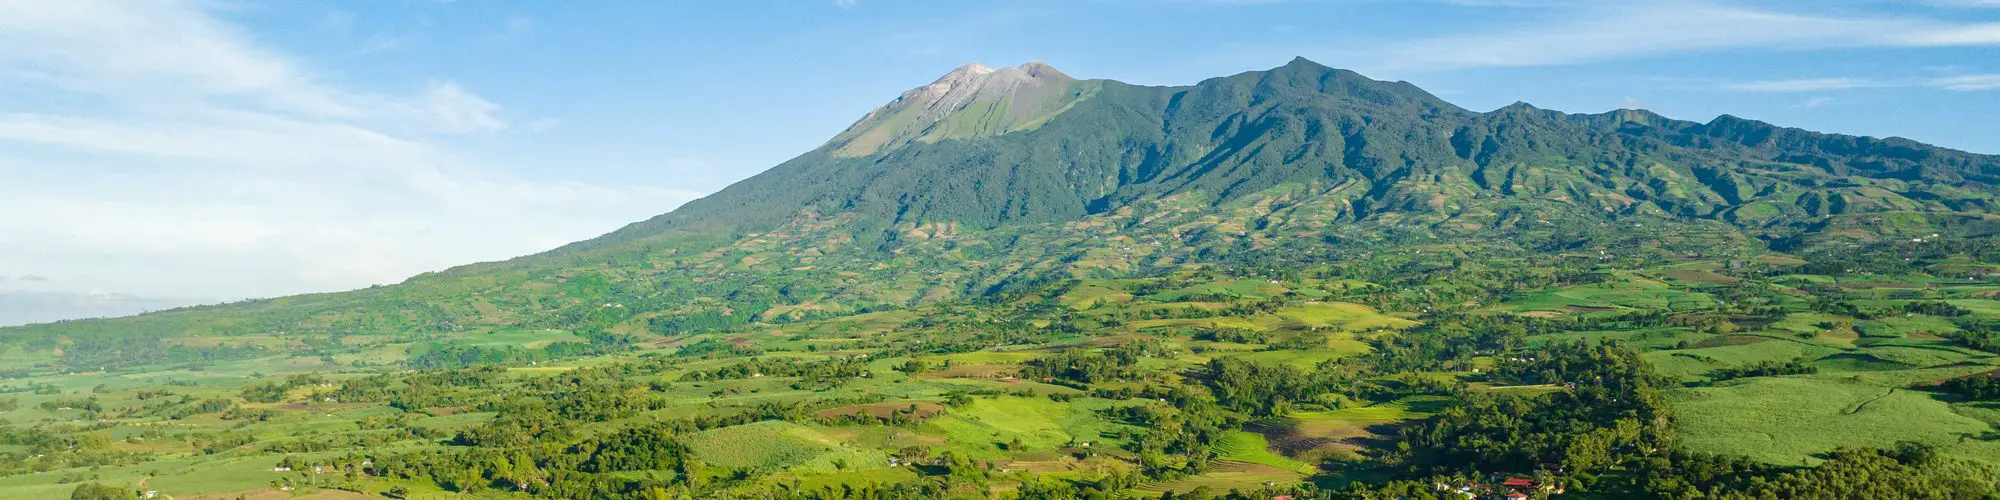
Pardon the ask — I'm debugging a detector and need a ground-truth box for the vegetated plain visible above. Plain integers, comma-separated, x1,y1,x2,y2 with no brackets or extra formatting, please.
12,255,2000,498
9,58,2000,498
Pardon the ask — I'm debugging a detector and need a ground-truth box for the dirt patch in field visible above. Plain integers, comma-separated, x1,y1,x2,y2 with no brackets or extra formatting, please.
1249,417,1391,459
1517,311,1563,319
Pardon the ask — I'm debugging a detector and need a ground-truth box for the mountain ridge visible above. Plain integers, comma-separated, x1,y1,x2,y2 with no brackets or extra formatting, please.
529,58,1995,267
9,57,2000,347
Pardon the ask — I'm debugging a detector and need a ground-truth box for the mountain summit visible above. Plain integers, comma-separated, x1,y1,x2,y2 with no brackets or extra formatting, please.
826,61,1093,157
11,57,2000,353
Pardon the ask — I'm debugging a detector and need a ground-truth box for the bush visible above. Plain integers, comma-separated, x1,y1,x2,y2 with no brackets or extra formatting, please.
70,483,129,500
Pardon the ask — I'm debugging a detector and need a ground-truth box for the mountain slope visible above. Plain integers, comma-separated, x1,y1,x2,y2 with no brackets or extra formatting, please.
8,57,2000,371
581,57,1997,248
826,61,1095,158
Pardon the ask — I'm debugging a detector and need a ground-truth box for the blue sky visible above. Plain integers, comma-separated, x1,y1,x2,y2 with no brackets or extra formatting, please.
0,0,1996,324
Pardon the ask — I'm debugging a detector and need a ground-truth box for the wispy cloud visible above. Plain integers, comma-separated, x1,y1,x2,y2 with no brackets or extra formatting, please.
413,81,506,133
1709,75,2000,93
1795,96,1836,109
488,15,535,42
1927,0,2000,7
526,118,563,133
1432,0,1570,6
0,0,697,302
1367,1,2000,71
0,1,509,134
1932,74,2000,90
1721,78,1885,92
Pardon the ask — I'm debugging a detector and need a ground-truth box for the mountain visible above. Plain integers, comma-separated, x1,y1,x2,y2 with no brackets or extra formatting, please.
588,57,1996,250
13,57,2000,499
0,291,197,328
9,57,2000,364
826,61,1092,158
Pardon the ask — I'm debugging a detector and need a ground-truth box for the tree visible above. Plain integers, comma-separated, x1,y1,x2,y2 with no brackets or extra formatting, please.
504,450,544,491
451,467,484,493
675,457,706,487
70,483,129,500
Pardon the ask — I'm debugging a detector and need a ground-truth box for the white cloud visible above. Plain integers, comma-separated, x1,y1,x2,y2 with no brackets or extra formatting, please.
489,15,536,42
1703,74,2000,93
0,0,348,116
1369,1,2000,71
0,0,513,134
1901,24,2000,45
1433,0,1568,6
1931,74,2000,90
413,81,507,133
1721,78,1884,92
1795,96,1836,109
0,0,700,304
527,118,563,132
1927,0,2000,7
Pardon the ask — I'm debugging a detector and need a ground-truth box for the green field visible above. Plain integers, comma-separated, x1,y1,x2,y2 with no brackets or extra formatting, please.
1672,376,1997,465
1213,430,1315,473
